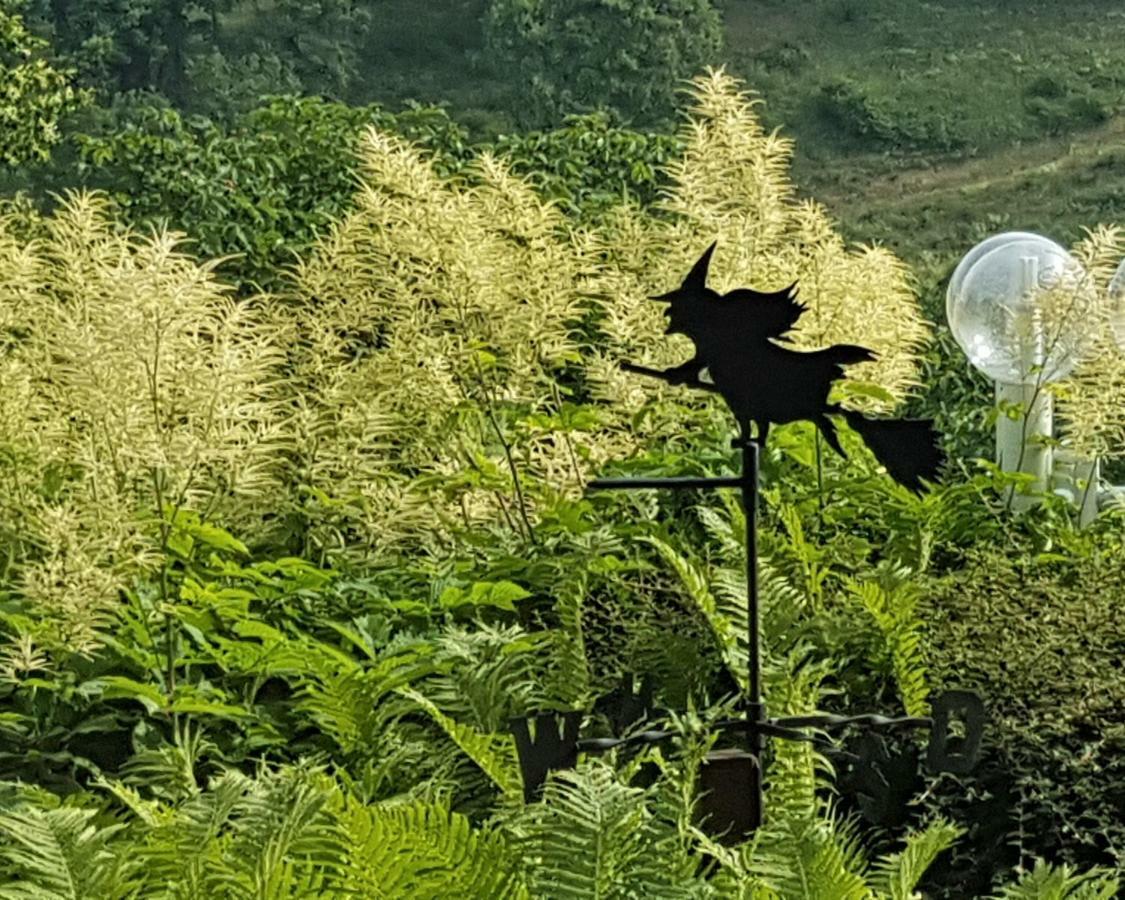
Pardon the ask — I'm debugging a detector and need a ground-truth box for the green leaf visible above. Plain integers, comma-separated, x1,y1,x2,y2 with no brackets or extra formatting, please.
95,676,167,714
439,581,530,613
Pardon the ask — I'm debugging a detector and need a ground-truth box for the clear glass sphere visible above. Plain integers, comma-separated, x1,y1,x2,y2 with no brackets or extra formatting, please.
1109,258,1125,350
946,232,1059,328
948,240,1095,384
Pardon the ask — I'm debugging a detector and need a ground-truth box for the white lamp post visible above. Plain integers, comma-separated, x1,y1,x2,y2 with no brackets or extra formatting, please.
1109,257,1125,348
947,234,1094,511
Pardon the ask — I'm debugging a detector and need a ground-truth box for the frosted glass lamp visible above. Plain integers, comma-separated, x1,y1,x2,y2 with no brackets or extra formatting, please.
947,233,1094,509
945,231,1054,330
949,239,1092,385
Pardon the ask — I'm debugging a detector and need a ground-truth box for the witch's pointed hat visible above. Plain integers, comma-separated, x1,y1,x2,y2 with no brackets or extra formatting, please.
649,241,717,301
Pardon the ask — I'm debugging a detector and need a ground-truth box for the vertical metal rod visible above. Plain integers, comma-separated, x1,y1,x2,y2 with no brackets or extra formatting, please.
742,438,763,829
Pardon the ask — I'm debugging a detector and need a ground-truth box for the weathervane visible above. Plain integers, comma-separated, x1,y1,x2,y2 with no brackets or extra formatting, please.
511,242,982,840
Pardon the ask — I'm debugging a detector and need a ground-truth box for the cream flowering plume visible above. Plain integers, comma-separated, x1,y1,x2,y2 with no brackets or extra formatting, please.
0,193,290,650
289,69,931,559
0,72,934,593
586,69,929,419
1051,225,1125,460
287,132,591,560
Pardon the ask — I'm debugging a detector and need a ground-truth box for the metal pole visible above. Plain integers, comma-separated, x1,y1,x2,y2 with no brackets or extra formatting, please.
742,439,763,830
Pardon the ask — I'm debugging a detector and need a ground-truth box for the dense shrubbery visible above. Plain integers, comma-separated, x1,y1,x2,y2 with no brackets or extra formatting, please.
11,99,684,291
0,0,87,166
815,78,964,152
922,538,1125,890
483,0,724,128
64,96,475,291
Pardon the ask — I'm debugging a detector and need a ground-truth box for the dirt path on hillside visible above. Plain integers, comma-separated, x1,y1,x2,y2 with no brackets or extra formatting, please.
818,116,1125,210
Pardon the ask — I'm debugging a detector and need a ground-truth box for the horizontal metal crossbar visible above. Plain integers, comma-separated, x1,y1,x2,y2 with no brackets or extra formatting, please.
574,710,932,756
772,713,932,730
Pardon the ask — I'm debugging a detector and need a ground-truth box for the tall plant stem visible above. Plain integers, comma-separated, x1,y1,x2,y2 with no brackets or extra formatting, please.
814,429,825,526
143,316,178,702
471,357,537,546
150,467,176,698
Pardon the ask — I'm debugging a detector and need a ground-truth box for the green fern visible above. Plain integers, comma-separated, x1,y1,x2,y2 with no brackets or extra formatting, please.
547,583,594,707
215,768,347,900
869,818,963,899
844,568,930,717
337,796,528,899
513,760,698,899
0,804,135,899
989,860,1121,900
293,638,428,756
416,625,548,731
105,770,248,898
646,535,807,692
396,687,523,800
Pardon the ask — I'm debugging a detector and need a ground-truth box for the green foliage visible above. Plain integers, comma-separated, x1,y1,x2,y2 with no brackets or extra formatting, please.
337,795,527,898
483,0,723,127
919,537,1125,892
512,761,698,898
0,43,1121,899
491,112,683,221
27,99,681,292
0,800,136,898
815,77,963,151
19,0,372,109
843,569,929,718
64,96,473,290
990,860,1120,900
0,0,88,166
270,0,373,99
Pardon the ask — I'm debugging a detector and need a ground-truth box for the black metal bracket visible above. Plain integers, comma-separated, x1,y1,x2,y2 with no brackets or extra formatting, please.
509,691,985,811
510,712,581,803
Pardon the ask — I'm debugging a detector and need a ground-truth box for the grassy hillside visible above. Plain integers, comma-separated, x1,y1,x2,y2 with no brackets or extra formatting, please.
347,0,1125,267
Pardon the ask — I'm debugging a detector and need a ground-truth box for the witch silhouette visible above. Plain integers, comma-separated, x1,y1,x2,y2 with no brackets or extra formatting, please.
633,242,943,491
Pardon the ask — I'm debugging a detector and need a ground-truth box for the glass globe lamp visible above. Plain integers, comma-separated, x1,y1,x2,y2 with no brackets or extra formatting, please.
945,231,1056,329
948,239,1093,386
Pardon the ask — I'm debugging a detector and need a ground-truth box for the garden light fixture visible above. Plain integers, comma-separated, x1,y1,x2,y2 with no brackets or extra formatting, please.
1109,257,1125,350
947,233,1096,510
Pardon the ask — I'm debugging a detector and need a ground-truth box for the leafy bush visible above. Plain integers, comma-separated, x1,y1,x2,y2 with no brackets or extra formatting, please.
482,0,724,128
815,77,964,151
491,112,683,221
285,69,928,561
0,0,88,166
65,96,475,290
1025,93,1111,135
920,538,1125,892
1,62,1121,898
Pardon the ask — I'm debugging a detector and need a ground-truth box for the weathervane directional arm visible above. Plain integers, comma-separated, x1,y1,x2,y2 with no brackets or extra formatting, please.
620,361,719,393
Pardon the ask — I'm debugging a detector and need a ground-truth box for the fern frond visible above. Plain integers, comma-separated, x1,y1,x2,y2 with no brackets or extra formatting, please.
989,859,1120,900
214,767,347,900
419,625,548,731
646,535,744,690
396,687,523,800
844,571,930,717
294,640,427,756
869,817,962,899
515,761,697,899
0,804,135,899
749,814,870,900
547,583,593,707
338,795,528,899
